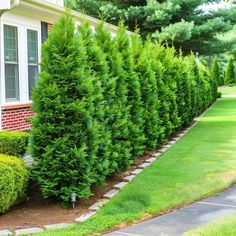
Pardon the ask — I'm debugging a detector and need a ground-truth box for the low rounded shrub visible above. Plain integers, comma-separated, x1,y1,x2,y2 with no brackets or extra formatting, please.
217,92,222,98
0,131,29,157
0,154,29,214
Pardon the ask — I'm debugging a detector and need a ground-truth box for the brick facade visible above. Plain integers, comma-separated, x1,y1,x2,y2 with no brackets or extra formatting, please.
1,104,34,131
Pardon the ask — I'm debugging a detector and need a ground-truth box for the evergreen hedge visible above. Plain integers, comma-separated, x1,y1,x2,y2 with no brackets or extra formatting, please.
31,12,217,206
225,57,236,86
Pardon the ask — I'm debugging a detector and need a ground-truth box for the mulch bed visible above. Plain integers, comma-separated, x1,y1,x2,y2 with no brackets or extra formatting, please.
0,151,152,231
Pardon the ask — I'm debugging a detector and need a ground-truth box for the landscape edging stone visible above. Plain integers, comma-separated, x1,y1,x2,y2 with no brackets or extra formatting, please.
5,104,214,235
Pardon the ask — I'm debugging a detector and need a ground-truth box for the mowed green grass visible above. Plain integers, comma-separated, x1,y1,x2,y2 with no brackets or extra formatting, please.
39,98,236,236
218,86,236,95
184,212,236,236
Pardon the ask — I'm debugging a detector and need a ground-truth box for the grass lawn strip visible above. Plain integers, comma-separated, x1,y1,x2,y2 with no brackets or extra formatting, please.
38,97,236,236
218,86,236,95
184,212,236,236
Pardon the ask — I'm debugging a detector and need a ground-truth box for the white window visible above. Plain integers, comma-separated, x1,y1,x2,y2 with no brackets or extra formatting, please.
4,25,19,101
27,29,39,100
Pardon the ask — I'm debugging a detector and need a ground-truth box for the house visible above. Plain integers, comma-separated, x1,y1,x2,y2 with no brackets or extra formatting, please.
0,0,118,131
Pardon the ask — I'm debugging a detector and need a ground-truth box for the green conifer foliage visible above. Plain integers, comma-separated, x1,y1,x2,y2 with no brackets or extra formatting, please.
208,60,218,103
174,53,192,127
211,57,222,86
144,43,168,142
190,55,204,116
31,12,217,206
115,23,145,157
199,64,213,109
133,38,161,150
95,23,132,171
225,58,236,86
76,20,112,183
149,44,180,137
31,12,101,206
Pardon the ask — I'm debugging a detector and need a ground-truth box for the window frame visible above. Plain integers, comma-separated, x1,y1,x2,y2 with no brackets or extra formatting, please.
0,17,42,106
27,28,39,100
3,24,20,101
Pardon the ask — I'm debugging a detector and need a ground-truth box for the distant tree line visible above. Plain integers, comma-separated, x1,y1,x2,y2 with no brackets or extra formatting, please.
66,0,236,56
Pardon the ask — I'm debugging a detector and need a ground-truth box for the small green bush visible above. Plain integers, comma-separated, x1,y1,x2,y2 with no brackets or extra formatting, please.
0,154,29,213
0,131,29,157
217,92,222,98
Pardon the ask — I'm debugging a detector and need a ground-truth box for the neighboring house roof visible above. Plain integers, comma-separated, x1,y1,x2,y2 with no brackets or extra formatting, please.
0,0,119,34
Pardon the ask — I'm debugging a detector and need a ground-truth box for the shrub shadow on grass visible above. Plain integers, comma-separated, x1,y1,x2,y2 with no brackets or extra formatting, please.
102,191,151,215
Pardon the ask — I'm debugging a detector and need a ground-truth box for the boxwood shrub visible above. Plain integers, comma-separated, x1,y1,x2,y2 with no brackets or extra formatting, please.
0,131,29,157
0,154,29,214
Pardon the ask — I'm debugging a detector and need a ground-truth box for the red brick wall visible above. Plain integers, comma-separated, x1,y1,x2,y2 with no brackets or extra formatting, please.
1,104,35,131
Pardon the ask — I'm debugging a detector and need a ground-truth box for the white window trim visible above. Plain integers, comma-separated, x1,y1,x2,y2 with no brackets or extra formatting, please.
0,19,2,130
26,26,41,102
0,21,41,106
1,21,20,104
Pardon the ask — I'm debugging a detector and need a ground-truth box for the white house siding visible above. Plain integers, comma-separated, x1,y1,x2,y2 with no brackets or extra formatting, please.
0,0,119,130
0,6,58,130
1,9,42,106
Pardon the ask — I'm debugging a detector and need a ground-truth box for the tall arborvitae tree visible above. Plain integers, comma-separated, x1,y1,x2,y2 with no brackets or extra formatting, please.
76,20,112,183
115,22,145,157
132,37,161,150
189,55,204,116
94,23,132,171
199,63,214,108
145,43,170,141
149,44,180,136
211,57,222,86
207,59,218,103
31,12,101,206
174,52,192,127
225,57,236,85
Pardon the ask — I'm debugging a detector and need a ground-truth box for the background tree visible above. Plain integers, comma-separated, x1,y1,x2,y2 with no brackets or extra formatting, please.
211,57,223,86
66,0,236,55
225,57,236,85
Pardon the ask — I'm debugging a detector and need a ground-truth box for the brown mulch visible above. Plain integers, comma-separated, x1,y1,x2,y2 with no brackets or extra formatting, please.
0,151,153,231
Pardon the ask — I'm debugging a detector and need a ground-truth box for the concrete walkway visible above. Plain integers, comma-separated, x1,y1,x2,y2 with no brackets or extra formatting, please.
105,185,236,236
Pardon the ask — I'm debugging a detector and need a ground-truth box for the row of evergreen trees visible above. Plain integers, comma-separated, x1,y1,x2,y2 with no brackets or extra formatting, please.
211,56,236,86
30,12,218,206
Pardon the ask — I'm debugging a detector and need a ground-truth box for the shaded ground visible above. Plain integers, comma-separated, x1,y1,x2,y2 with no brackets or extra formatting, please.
0,152,152,231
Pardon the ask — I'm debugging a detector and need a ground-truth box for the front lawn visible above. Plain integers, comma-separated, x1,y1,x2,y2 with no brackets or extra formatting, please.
218,86,236,95
39,97,236,236
184,212,236,236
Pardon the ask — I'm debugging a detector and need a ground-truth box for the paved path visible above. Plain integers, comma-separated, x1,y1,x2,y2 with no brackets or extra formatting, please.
105,185,236,236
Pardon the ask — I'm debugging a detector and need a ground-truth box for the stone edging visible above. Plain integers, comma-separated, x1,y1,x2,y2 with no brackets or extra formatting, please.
1,105,213,235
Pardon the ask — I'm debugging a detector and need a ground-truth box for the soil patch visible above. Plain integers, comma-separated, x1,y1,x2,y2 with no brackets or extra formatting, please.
0,151,152,231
